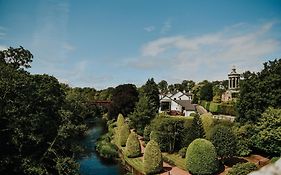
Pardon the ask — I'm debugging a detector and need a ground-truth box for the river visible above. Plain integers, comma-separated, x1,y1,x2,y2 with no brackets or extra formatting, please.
77,124,127,175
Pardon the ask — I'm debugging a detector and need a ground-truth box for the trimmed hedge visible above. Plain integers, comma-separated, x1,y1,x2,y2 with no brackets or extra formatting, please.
186,139,219,175
118,123,130,147
125,132,141,158
201,101,236,116
227,162,257,175
143,140,163,174
143,125,151,143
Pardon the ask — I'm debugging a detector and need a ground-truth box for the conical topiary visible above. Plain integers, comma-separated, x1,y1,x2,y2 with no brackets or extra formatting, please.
186,138,219,175
125,132,141,158
117,113,125,128
143,140,163,174
118,123,130,147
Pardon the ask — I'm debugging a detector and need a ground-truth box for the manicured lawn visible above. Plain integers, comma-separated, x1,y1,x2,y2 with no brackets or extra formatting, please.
162,152,186,170
123,156,144,173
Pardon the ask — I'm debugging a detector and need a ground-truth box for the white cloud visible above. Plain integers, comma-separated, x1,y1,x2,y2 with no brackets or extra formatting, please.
0,45,7,51
129,21,281,82
63,43,75,51
160,18,172,34
144,26,155,32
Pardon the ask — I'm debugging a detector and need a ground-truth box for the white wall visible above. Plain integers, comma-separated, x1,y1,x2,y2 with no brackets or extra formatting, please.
184,110,195,116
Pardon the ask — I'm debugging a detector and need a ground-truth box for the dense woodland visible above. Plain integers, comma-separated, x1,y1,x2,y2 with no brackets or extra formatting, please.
0,47,280,175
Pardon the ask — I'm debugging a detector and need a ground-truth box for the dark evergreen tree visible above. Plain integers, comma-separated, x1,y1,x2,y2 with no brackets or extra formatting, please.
141,78,159,115
191,114,205,139
237,59,281,123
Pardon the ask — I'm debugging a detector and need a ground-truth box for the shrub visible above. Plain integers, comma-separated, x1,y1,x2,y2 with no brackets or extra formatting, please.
186,139,219,175
209,125,237,160
117,113,125,128
143,125,151,143
271,157,280,163
96,134,119,159
227,162,257,175
118,123,130,147
233,124,254,156
201,113,215,138
179,147,187,158
125,132,141,158
143,140,163,174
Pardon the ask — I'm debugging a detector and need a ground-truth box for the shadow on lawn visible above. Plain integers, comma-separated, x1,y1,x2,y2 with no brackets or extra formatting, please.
224,157,248,167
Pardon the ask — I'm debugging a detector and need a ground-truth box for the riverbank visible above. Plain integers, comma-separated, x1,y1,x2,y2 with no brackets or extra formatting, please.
77,121,128,175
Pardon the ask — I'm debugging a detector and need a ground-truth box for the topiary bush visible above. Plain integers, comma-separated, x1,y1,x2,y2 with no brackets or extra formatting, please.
118,123,130,147
186,138,219,175
179,147,187,158
227,162,257,175
143,140,163,174
125,132,141,158
117,113,125,128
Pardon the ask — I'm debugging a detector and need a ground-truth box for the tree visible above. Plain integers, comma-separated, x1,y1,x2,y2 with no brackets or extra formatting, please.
143,140,163,174
128,95,154,134
191,114,205,139
158,80,168,94
141,78,159,115
210,125,237,160
108,84,139,118
182,80,195,92
237,59,281,123
125,132,141,158
0,46,33,69
199,81,213,101
168,84,175,92
186,139,219,175
252,107,281,155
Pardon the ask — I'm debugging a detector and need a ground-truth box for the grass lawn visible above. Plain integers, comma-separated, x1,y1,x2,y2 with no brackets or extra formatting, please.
123,156,144,173
162,152,186,170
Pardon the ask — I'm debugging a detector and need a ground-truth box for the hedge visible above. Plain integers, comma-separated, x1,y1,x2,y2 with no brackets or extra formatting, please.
143,140,163,174
201,101,236,116
125,132,141,158
186,139,219,175
227,162,257,175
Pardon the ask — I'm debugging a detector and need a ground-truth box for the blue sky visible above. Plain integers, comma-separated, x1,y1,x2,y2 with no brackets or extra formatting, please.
0,0,281,89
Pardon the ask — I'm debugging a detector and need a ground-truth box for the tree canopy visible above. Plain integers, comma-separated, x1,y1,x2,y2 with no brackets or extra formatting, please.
237,59,281,123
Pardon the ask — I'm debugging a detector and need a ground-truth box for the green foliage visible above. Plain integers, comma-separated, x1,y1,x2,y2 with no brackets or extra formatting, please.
252,107,281,155
0,47,91,174
201,101,236,116
0,46,33,69
143,140,163,174
199,81,213,101
158,80,168,94
129,95,154,135
143,125,151,143
141,78,159,115
271,157,280,163
210,125,237,159
237,59,281,123
117,113,125,128
179,147,187,158
108,84,139,119
125,132,141,158
150,116,194,152
118,123,130,147
191,114,205,139
227,162,257,175
233,124,254,156
186,139,219,175
201,113,215,138
96,133,119,159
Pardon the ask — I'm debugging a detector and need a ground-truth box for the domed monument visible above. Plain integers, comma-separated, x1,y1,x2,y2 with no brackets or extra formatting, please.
221,66,240,102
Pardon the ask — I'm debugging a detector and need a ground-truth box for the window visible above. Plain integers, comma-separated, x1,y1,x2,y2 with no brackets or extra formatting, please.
161,102,170,111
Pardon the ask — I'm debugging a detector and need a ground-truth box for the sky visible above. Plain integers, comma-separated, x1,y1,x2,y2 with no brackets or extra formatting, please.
0,0,281,89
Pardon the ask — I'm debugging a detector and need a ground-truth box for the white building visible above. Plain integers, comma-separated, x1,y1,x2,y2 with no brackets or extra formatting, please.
159,91,196,116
